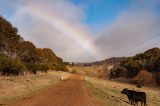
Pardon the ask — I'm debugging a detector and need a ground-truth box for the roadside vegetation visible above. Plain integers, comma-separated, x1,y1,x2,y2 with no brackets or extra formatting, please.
86,76,160,106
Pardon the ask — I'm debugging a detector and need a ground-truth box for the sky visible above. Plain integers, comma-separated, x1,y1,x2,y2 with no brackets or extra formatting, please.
0,0,160,62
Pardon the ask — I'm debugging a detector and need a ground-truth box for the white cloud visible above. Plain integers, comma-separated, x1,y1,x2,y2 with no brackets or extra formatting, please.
96,1,160,59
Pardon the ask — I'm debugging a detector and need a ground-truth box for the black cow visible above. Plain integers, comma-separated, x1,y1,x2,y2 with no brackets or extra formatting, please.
136,82,142,88
137,84,141,88
121,88,146,106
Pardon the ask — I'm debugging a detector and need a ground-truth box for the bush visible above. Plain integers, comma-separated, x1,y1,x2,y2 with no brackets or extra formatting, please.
38,64,49,72
25,63,38,74
26,63,68,74
0,55,26,75
60,65,68,72
155,72,160,85
109,68,124,78
134,70,155,85
55,65,68,72
26,63,50,74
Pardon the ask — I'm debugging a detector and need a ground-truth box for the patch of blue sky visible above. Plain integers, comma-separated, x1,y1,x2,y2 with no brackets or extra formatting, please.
71,0,131,35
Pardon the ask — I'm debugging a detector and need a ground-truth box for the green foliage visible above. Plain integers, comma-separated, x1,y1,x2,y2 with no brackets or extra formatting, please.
26,63,49,73
26,63,68,73
109,68,123,78
0,55,26,75
121,58,143,78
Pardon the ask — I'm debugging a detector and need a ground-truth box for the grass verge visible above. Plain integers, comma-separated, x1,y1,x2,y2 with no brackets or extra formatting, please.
85,77,160,106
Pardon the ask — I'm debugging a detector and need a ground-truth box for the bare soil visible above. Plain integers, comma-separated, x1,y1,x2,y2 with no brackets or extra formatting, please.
7,75,102,106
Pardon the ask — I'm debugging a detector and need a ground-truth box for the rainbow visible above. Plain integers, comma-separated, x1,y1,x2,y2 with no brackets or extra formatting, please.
24,5,99,58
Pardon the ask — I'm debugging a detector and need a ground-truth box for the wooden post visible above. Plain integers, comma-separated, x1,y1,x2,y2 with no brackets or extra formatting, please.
61,76,64,80
85,76,88,81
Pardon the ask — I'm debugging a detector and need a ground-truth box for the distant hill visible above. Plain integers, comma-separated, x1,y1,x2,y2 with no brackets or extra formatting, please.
94,57,126,66
78,57,127,67
0,16,67,75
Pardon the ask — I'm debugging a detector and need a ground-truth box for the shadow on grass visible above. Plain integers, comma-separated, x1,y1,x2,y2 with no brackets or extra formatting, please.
0,103,5,106
111,94,130,104
22,97,32,100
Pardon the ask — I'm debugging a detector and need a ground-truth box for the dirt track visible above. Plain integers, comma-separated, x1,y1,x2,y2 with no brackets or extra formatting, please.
8,75,102,106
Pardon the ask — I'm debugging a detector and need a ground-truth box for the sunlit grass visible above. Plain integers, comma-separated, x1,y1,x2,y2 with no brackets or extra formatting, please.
86,77,160,106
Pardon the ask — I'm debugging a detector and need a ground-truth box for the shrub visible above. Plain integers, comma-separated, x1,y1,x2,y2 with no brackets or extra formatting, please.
0,55,26,75
38,64,49,72
60,65,68,72
134,70,155,85
55,65,68,72
109,68,124,78
25,63,38,74
155,72,160,85
26,63,68,74
26,63,50,74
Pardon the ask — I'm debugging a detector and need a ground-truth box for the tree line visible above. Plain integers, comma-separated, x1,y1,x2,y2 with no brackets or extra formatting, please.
0,16,67,75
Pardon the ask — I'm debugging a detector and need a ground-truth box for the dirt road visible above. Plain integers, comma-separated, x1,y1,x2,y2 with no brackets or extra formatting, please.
8,75,102,106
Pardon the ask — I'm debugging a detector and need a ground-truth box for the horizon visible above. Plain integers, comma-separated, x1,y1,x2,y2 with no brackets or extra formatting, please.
0,0,160,62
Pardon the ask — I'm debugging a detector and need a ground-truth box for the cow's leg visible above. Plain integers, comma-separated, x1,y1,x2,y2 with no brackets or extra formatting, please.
131,99,134,105
133,102,135,106
128,99,131,104
136,101,138,106
141,101,143,106
135,101,137,106
131,100,135,105
128,98,131,104
130,100,132,105
144,100,146,106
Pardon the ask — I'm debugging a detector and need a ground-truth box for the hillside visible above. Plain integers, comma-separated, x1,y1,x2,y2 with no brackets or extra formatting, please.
0,16,67,75
110,48,160,85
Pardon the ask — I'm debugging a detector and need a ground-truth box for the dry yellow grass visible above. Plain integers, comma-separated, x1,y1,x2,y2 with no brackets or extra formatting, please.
67,65,104,76
86,77,160,106
67,66,92,75
0,71,71,104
